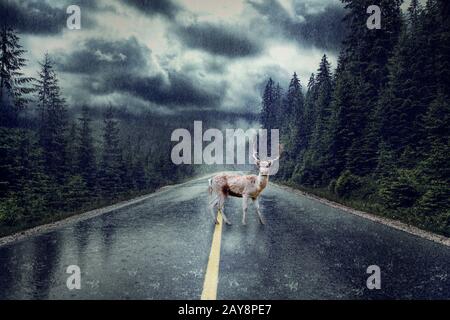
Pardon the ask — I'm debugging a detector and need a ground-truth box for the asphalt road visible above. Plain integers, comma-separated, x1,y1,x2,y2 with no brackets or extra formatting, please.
0,176,449,299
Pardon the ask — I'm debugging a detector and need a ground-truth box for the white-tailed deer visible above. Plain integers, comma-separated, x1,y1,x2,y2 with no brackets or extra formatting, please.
208,141,281,225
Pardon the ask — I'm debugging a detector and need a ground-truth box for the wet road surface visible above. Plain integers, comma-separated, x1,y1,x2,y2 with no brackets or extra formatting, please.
0,176,449,299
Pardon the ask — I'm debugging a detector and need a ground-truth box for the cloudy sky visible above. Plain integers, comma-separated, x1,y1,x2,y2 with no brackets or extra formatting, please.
1,0,347,114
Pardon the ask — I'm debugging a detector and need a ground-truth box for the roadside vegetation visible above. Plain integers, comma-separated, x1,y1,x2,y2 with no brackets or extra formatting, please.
260,0,450,236
0,25,199,236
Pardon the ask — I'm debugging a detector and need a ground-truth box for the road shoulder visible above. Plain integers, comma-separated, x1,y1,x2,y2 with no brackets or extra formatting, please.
0,186,174,247
275,183,450,247
0,174,217,248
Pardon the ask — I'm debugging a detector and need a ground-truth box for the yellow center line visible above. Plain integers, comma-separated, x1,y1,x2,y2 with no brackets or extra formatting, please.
201,210,223,300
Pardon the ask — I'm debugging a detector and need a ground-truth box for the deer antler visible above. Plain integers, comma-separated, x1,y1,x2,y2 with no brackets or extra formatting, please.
270,143,283,162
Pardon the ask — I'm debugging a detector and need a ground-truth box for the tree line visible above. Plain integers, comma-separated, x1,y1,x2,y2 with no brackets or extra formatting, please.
260,0,449,236
0,26,191,235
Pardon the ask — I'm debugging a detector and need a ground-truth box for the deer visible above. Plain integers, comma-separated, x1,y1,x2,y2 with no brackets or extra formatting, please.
207,140,281,226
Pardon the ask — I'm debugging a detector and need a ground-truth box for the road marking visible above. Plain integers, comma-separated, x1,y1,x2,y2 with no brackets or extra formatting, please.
201,210,223,300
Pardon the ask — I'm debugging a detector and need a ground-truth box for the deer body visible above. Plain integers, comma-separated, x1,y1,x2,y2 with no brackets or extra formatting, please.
208,172,269,225
208,140,281,225
211,173,268,197
208,154,277,225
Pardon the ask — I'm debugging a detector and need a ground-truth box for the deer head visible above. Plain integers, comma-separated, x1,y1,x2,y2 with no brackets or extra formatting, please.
252,139,282,176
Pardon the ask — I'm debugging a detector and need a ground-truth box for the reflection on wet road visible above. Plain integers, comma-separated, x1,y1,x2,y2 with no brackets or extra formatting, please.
0,176,449,299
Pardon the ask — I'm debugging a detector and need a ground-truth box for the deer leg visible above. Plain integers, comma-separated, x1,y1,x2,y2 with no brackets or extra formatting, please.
253,198,265,225
242,196,249,225
218,195,232,225
209,195,219,224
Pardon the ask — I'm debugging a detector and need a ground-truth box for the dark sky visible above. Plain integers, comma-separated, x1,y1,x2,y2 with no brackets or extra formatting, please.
1,0,347,114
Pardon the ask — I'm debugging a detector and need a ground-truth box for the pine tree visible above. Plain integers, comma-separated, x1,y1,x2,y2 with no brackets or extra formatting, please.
278,73,305,180
99,107,123,198
273,82,284,131
417,92,450,185
339,0,403,176
260,78,279,152
125,135,148,191
297,55,333,185
0,26,33,126
35,54,68,184
325,65,355,180
377,0,433,168
132,156,147,190
120,135,135,192
408,0,422,27
260,78,277,130
0,128,49,224
435,0,450,97
66,122,78,176
299,73,318,153
311,55,333,149
64,175,88,211
285,72,304,146
77,106,97,192
378,169,420,210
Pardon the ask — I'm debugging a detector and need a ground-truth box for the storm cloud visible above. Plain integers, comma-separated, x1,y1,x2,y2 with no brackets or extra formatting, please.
9,0,344,114
106,73,224,107
122,0,181,18
0,0,67,35
175,22,263,58
55,37,151,74
248,0,346,51
55,37,224,108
